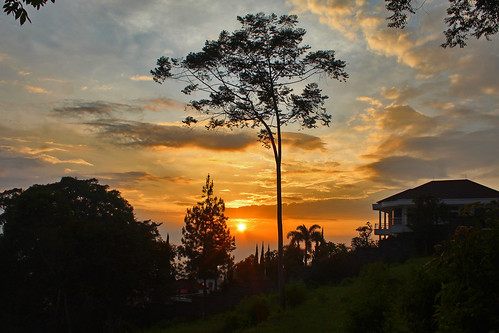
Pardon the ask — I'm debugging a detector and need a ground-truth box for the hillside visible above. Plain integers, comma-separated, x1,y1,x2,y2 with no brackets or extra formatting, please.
142,257,431,333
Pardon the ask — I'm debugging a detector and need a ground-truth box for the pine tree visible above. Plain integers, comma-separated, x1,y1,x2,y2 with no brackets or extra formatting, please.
180,175,236,293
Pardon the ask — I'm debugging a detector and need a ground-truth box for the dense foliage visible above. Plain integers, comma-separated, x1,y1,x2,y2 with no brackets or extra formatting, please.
286,224,323,266
179,175,235,290
0,177,175,332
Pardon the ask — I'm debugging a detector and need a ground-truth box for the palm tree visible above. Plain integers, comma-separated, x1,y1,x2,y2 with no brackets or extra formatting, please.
286,224,323,266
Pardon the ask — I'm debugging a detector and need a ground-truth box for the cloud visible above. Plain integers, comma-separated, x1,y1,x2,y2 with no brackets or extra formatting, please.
360,155,448,185
37,155,93,166
25,85,51,94
142,98,185,112
282,132,326,150
129,75,153,81
380,104,435,134
86,120,257,151
53,100,141,117
402,129,499,172
0,144,93,167
101,171,195,186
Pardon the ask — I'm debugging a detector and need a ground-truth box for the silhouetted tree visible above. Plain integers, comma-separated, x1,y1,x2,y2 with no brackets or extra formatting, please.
351,221,376,250
260,242,265,268
3,0,54,25
386,0,499,47
179,175,236,294
287,224,323,266
408,195,448,254
0,177,175,332
420,201,499,331
283,243,304,280
151,13,348,308
264,245,278,278
255,243,259,266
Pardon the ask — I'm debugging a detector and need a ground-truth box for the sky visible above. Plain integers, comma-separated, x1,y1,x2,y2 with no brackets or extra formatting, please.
1,0,498,260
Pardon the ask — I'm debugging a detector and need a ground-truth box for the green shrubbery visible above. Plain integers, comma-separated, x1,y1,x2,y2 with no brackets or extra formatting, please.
284,281,307,308
222,294,272,332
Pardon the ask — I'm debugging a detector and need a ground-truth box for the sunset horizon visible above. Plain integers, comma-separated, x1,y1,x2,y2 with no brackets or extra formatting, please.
2,0,498,262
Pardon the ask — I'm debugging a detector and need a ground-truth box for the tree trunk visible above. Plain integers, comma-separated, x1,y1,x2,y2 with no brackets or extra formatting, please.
276,122,285,310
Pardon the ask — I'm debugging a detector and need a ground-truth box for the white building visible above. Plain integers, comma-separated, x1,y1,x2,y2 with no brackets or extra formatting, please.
372,179,499,238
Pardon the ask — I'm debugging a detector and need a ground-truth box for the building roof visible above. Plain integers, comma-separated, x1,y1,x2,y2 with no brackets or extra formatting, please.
378,179,499,203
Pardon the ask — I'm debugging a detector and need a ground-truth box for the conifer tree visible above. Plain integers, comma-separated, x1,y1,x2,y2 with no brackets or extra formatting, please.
180,175,235,292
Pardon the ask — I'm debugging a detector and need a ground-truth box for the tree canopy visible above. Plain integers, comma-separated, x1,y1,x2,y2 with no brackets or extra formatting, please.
386,0,499,47
0,177,175,332
286,224,323,266
3,0,54,25
152,12,347,308
179,175,235,291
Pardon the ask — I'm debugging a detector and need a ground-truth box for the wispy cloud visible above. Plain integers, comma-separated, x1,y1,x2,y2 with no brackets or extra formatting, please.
129,75,153,81
53,100,141,117
86,120,257,151
282,132,326,150
25,85,51,94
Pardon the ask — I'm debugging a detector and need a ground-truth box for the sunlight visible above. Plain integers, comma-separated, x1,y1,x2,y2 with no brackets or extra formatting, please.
237,223,246,232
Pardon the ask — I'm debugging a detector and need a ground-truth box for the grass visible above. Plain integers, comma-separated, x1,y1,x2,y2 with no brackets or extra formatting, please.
139,257,431,333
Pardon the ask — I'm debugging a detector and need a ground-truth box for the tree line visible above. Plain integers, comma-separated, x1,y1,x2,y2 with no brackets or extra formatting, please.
0,175,385,332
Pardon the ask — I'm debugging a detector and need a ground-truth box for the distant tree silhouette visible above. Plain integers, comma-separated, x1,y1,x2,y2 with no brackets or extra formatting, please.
283,243,304,280
260,242,265,267
287,224,323,266
351,221,377,250
152,13,348,308
0,177,175,332
179,175,235,294
3,0,54,25
255,243,259,266
386,0,499,47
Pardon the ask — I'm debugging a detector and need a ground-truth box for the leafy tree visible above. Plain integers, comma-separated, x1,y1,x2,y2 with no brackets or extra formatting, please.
179,175,235,293
3,0,54,25
151,13,348,307
351,221,376,250
408,195,449,254
283,243,305,280
386,0,499,47
0,177,175,332
286,223,323,266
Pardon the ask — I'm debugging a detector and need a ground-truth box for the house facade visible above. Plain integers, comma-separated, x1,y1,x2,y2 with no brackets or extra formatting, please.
373,179,499,238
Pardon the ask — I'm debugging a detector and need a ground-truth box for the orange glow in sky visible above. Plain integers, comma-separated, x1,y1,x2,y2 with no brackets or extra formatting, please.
1,0,498,262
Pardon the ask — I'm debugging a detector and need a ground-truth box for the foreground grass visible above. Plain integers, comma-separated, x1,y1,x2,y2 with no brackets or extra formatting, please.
141,257,430,333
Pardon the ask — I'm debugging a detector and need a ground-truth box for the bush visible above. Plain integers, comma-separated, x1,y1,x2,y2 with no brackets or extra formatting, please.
344,262,397,333
222,294,271,332
285,281,307,308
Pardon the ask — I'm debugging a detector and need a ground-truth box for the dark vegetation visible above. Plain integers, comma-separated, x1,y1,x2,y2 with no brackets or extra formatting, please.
1,176,498,332
0,177,175,332
146,200,499,333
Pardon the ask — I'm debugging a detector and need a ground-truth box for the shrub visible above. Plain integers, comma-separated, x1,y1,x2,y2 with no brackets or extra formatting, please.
285,281,307,308
222,294,271,332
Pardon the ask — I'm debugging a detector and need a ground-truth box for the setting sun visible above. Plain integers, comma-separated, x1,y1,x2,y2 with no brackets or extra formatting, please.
237,223,246,232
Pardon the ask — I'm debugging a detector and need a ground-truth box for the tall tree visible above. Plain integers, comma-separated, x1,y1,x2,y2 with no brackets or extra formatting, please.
386,0,499,47
151,13,347,307
286,224,323,266
179,175,235,293
3,0,54,25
